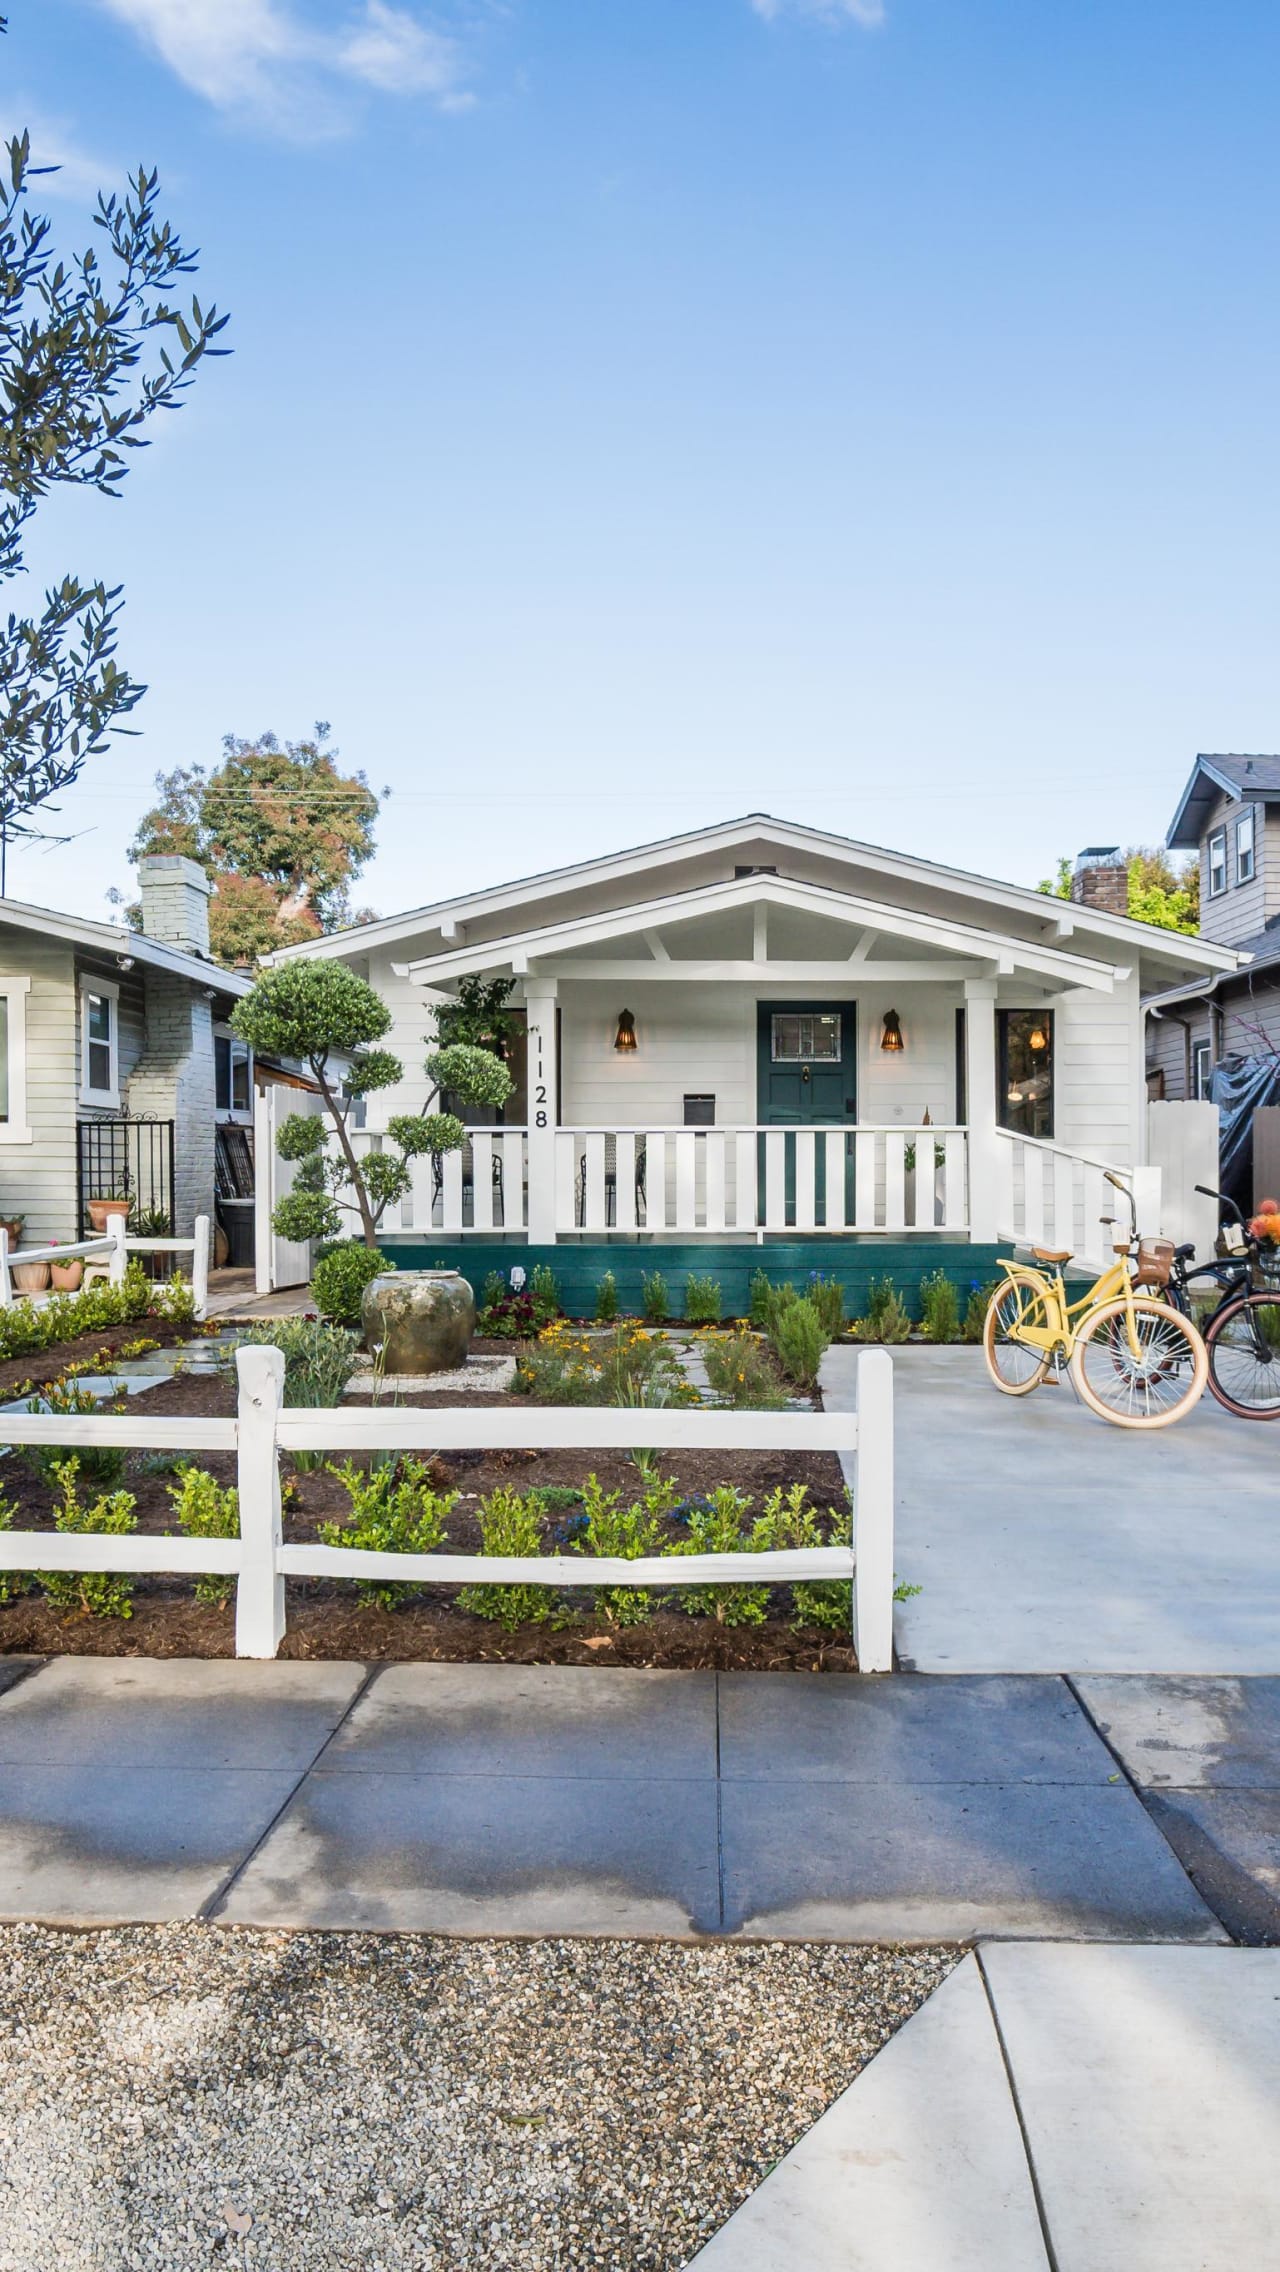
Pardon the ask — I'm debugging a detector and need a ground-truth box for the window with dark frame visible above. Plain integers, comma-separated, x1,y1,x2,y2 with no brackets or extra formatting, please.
1192,1038,1213,1101
770,1012,841,1062
1236,808,1256,885
215,1034,252,1115
997,1009,1053,1139
1208,828,1227,897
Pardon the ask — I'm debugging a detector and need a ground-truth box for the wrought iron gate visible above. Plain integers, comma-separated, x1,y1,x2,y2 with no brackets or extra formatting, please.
76,1118,175,1237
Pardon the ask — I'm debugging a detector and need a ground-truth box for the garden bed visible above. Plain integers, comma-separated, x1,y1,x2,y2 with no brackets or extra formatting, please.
0,1368,860,1672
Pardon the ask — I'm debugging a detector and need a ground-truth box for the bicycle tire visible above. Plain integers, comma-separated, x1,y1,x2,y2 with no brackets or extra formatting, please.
983,1273,1053,1395
1205,1291,1280,1419
1069,1296,1207,1429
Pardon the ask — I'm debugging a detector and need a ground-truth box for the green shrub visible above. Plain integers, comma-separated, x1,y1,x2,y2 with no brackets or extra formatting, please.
573,1474,678,1624
38,1461,137,1619
311,1240,387,1327
679,1486,775,1625
919,1268,961,1344
25,1377,126,1489
962,1280,998,1343
852,1276,912,1344
241,1318,359,1406
641,1270,670,1324
768,1296,830,1390
529,1263,561,1323
760,1482,850,1633
684,1273,723,1326
0,1260,171,1367
319,1458,454,1608
701,1329,789,1410
805,1274,846,1338
458,1487,551,1629
480,1270,506,1313
515,1323,686,1409
169,1467,240,1604
748,1268,775,1328
594,1270,619,1323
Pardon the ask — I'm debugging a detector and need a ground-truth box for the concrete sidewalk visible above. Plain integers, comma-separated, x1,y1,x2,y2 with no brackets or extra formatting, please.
0,1657,1253,1940
686,1943,1280,2270
824,1343,1280,1675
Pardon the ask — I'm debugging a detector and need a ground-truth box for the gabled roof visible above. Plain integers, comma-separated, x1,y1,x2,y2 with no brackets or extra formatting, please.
276,810,1239,980
0,896,250,996
1166,755,1280,849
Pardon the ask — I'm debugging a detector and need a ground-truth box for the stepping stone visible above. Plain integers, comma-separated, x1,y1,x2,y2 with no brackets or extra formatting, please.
685,1953,1048,2268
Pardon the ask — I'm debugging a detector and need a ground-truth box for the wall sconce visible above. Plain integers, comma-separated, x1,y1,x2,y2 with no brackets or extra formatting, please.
1028,1023,1048,1055
614,1008,638,1053
880,1008,904,1054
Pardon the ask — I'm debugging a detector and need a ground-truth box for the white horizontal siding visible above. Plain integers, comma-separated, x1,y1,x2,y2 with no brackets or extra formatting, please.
0,934,77,1241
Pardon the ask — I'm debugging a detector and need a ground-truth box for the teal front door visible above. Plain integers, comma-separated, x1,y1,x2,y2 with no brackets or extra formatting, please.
756,1002,857,1225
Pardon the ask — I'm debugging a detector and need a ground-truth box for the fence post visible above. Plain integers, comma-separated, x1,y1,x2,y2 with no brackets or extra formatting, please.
852,1347,895,1674
107,1213,128,1286
234,1343,285,1658
191,1213,211,1320
0,1226,10,1311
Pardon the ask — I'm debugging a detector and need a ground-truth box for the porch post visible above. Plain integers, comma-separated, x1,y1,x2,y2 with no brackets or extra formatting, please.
524,975,559,1245
964,977,1001,1243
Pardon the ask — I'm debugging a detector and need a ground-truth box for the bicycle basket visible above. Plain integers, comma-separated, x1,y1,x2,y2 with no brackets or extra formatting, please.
1134,1237,1175,1288
1252,1241,1280,1288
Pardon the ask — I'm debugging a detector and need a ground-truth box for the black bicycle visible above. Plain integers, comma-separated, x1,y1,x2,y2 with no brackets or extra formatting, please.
1165,1186,1280,1420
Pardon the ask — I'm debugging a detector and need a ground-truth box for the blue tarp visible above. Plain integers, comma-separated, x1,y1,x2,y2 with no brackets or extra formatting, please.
1207,1054,1280,1206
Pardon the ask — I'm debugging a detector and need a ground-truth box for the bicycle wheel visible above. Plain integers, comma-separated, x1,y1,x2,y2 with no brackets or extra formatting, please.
983,1273,1053,1395
1070,1296,1207,1428
1205,1292,1280,1419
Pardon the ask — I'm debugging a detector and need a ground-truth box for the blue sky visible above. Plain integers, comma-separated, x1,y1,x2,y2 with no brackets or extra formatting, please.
7,1,1280,920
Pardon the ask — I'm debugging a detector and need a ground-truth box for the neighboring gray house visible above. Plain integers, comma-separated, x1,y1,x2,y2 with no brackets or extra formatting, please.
1148,754,1280,1102
0,855,252,1246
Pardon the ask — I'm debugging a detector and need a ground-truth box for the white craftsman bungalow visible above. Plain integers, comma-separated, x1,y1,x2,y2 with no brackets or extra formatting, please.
262,816,1236,1301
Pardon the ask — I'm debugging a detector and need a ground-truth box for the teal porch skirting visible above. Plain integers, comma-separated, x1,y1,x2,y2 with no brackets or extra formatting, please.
377,1236,1007,1320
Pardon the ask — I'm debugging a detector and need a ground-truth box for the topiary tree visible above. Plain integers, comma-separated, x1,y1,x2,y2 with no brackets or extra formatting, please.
232,962,512,1250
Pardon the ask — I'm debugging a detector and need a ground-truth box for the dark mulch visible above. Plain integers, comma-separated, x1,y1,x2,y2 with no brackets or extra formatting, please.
0,1363,856,1672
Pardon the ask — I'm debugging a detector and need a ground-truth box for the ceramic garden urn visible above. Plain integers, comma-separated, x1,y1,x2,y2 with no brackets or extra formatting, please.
361,1269,476,1374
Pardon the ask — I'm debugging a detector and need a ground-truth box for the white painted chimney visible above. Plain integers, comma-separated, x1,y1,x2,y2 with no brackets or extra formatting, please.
136,855,212,957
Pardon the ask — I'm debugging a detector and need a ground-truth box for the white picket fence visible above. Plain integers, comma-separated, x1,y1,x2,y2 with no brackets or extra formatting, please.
0,1344,897,1671
0,1214,210,1319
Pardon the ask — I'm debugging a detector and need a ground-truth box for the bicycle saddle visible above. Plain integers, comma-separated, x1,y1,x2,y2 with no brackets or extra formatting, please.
1174,1242,1196,1261
1031,1246,1072,1264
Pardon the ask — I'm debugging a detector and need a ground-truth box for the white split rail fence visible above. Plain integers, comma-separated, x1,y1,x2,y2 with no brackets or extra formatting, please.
0,1214,210,1319
0,1344,897,1672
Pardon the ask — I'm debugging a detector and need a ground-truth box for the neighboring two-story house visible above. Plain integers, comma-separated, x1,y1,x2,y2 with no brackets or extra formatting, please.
0,855,253,1246
1148,754,1280,1099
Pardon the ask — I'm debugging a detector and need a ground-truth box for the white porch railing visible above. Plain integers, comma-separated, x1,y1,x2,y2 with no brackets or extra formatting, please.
994,1134,1160,1272
555,1125,969,1236
349,1124,969,1239
0,1344,897,1671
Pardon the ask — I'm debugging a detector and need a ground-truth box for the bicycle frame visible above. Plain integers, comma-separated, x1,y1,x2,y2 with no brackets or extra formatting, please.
1000,1251,1146,1360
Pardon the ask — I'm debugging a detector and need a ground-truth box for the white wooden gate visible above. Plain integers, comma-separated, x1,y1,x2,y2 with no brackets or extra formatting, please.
254,1084,325,1294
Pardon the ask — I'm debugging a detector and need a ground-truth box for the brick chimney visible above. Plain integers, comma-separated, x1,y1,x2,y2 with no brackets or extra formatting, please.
1070,846,1128,918
136,855,211,957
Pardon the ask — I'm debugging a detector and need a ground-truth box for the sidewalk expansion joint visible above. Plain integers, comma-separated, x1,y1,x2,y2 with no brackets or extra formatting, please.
975,1942,1062,2272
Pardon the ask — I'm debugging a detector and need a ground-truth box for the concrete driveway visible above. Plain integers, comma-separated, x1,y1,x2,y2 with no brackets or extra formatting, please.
825,1345,1280,1675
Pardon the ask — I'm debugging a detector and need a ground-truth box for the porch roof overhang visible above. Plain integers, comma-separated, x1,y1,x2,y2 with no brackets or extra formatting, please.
393,872,1123,994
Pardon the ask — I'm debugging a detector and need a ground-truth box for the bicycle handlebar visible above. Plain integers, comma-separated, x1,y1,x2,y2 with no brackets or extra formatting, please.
1195,1183,1245,1225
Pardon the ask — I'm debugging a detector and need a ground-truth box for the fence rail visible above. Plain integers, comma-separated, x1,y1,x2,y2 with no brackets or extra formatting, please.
0,1215,210,1318
0,1344,896,1671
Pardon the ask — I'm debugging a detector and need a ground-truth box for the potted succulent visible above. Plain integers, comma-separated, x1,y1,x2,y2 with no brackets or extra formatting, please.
0,1213,24,1252
87,1191,131,1234
48,1239,84,1293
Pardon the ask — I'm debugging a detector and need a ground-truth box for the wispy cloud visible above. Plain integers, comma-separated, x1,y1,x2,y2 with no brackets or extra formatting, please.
13,104,117,201
90,0,472,134
751,0,886,26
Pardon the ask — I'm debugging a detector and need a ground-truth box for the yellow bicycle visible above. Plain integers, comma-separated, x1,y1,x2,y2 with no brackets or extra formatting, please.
983,1172,1208,1429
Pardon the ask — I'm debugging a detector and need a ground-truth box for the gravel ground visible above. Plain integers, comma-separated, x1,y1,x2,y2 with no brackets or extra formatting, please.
0,1925,957,2271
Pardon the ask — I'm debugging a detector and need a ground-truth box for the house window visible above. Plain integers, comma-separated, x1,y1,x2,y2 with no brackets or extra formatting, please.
1192,1039,1213,1100
997,1010,1053,1139
1208,828,1227,897
771,1013,841,1062
79,978,119,1105
215,1033,252,1117
1236,809,1256,884
0,977,31,1144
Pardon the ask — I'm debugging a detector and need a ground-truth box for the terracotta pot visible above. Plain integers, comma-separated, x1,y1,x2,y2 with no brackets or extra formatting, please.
0,1219,23,1250
50,1260,84,1291
87,1198,130,1234
11,1260,50,1293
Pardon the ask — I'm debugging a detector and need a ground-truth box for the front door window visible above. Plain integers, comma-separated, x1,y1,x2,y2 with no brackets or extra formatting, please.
770,1012,842,1063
